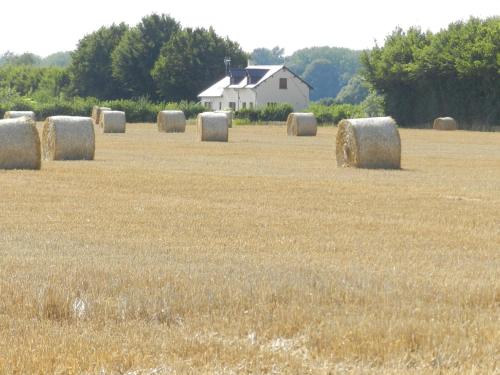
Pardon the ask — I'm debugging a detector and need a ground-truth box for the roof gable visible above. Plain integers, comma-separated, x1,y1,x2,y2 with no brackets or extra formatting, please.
198,65,313,97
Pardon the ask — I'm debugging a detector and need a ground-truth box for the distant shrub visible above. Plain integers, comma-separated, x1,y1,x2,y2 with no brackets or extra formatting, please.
234,103,293,123
0,94,204,122
307,103,365,124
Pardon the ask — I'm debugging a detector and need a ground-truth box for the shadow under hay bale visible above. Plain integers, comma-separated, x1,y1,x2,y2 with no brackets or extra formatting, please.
157,110,186,133
197,112,228,142
433,117,458,131
286,113,317,136
91,106,111,125
0,117,41,170
100,111,126,133
4,111,36,121
42,116,95,161
336,117,401,169
214,110,233,128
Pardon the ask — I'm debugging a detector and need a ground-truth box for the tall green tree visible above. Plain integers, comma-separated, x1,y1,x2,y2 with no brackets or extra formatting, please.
250,46,285,65
303,59,347,101
68,23,128,99
285,46,361,99
41,52,72,67
152,27,247,101
362,17,500,127
0,52,41,66
334,74,370,104
112,14,180,99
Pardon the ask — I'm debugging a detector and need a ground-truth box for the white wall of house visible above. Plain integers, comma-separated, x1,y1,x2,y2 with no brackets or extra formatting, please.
254,69,309,111
221,88,256,110
199,68,310,111
200,98,219,111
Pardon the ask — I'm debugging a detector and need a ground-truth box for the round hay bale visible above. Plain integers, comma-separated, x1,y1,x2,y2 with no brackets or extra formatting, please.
157,110,186,133
91,106,111,125
197,112,228,142
433,117,457,131
42,116,95,161
4,111,36,121
286,113,317,136
0,117,41,170
336,117,401,169
215,110,233,128
100,110,126,133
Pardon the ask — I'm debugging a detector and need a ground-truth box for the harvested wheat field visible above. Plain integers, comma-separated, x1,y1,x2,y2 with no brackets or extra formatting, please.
0,123,499,374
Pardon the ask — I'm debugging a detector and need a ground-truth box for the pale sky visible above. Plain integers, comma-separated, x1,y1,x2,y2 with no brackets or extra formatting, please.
1,0,498,57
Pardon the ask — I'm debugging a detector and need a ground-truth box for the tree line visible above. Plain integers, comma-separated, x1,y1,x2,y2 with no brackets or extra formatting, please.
1,15,497,127
0,14,247,102
250,46,362,101
362,17,499,127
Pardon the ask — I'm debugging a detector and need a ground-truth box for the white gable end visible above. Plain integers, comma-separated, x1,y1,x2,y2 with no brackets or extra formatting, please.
198,65,311,111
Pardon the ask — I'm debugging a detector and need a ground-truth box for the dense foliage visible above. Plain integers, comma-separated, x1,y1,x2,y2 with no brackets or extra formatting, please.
152,27,247,102
234,104,293,122
287,47,362,100
362,17,500,127
0,90,204,122
111,14,180,99
249,46,362,101
250,46,285,65
68,23,129,99
1,15,497,129
334,74,370,104
0,51,71,67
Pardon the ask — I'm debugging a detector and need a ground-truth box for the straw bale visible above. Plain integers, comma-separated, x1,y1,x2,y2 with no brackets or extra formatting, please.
4,111,36,121
0,117,41,170
336,117,401,169
197,112,228,142
157,110,186,133
215,110,233,128
433,117,458,131
100,110,126,133
42,116,95,160
91,106,111,125
286,113,317,136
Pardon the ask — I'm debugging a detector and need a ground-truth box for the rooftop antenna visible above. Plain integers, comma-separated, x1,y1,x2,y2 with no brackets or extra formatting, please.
224,57,231,76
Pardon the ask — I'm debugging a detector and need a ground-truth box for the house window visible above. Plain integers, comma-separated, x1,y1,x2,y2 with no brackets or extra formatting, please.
279,78,287,89
242,102,246,109
249,102,254,109
229,102,236,110
267,102,277,107
219,102,222,110
204,102,210,108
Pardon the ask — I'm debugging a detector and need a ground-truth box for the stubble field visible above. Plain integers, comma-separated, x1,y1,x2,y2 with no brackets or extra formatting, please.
0,123,499,374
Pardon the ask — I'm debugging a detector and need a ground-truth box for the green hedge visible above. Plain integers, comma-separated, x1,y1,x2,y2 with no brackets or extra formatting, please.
0,94,205,122
306,103,365,124
234,103,293,122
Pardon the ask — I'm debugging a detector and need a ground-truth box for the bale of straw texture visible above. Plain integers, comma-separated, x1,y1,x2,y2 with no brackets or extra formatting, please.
4,111,36,121
433,117,458,131
42,116,95,160
157,110,186,133
100,110,126,133
286,112,317,136
0,117,41,170
91,106,111,124
197,112,228,142
336,117,401,169
215,110,233,128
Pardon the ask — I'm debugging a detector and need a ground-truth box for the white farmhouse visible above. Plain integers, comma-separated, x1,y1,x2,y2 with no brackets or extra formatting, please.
198,65,312,111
